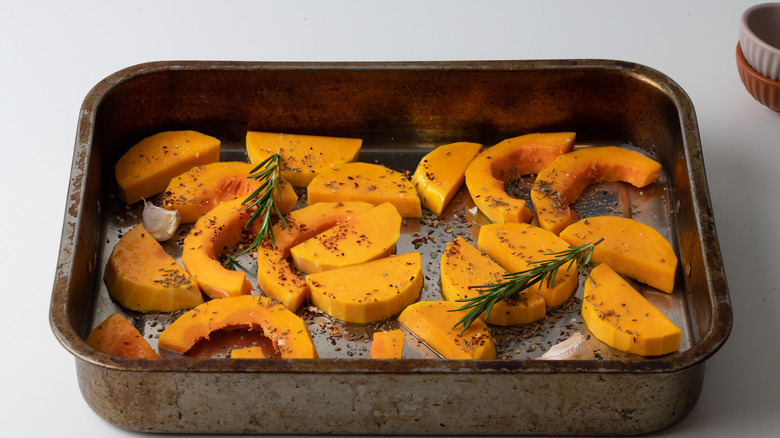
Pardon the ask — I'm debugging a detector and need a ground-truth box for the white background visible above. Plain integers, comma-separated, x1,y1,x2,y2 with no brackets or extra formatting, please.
3,1,779,436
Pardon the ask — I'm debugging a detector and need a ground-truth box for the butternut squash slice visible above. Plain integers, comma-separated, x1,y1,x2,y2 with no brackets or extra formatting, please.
531,146,662,235
582,264,681,356
306,252,423,323
158,295,318,358
246,131,362,187
370,329,405,359
162,161,297,223
86,313,160,359
231,347,269,359
397,301,496,360
307,162,423,218
559,216,678,293
411,142,482,215
181,198,259,299
104,224,203,312
441,237,546,326
255,247,309,312
464,132,575,223
290,202,402,274
115,130,221,204
477,223,579,308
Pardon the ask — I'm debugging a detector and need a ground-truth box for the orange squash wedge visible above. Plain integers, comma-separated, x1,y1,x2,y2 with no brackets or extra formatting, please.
115,130,221,204
477,223,579,308
370,329,405,359
412,142,482,215
181,198,259,299
441,237,546,326
531,146,662,235
307,162,423,218
559,216,678,293
464,132,575,223
162,161,297,223
104,224,203,312
582,264,681,356
306,252,423,323
397,300,496,360
255,246,310,312
246,131,362,187
158,295,318,358
290,202,402,274
86,313,160,358
230,347,270,359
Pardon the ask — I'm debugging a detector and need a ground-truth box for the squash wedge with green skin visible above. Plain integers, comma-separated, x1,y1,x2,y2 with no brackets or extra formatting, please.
531,146,662,235
412,142,482,215
398,300,496,360
104,224,203,312
370,329,404,359
464,132,575,223
158,295,318,358
559,216,678,293
86,313,161,358
162,161,297,223
246,131,362,187
306,252,423,324
441,237,546,326
308,162,423,218
115,130,221,204
582,264,681,356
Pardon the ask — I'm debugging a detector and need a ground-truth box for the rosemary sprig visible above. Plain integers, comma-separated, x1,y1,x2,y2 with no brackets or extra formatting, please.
223,153,288,269
452,238,603,334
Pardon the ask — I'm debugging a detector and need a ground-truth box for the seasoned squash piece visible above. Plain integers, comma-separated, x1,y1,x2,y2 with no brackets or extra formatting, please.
560,216,678,293
441,237,546,326
115,130,221,204
398,301,496,360
104,224,203,312
531,146,662,234
246,131,362,187
477,223,579,308
412,142,482,215
86,313,160,359
231,347,269,359
255,246,309,312
465,132,575,223
290,202,402,274
308,162,423,218
162,161,297,223
582,264,681,356
158,295,318,358
181,198,258,299
306,252,423,324
370,329,405,359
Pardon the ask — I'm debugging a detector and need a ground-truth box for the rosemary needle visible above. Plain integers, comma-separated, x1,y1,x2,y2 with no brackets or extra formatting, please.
452,238,603,334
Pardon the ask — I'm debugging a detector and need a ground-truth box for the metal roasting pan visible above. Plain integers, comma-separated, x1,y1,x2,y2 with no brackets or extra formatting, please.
50,60,732,435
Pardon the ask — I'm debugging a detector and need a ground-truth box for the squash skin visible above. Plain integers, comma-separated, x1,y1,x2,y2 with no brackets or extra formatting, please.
162,161,297,223
582,264,681,356
560,216,678,293
181,198,259,299
441,237,546,326
531,146,662,235
104,224,204,312
307,162,423,218
306,252,423,324
158,295,318,358
86,313,160,359
370,329,404,359
398,300,496,360
464,132,575,223
477,223,579,308
246,131,362,187
115,130,221,204
412,142,482,215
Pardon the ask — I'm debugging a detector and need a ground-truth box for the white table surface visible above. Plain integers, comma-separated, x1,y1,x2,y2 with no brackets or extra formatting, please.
3,1,778,436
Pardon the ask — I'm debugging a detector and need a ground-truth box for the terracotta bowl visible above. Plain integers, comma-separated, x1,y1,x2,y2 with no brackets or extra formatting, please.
736,42,780,112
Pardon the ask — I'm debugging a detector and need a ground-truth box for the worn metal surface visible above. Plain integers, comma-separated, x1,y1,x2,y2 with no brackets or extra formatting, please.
50,60,732,435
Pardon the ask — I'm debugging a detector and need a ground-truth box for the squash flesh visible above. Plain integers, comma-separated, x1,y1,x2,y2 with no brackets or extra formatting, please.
256,246,309,311
370,329,405,359
412,142,482,215
86,313,160,359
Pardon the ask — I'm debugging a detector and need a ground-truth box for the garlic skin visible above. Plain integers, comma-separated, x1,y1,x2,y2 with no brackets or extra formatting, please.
142,200,181,241
537,332,595,361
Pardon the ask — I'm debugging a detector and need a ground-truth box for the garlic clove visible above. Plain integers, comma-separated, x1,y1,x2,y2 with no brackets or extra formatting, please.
537,332,595,361
142,200,181,241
